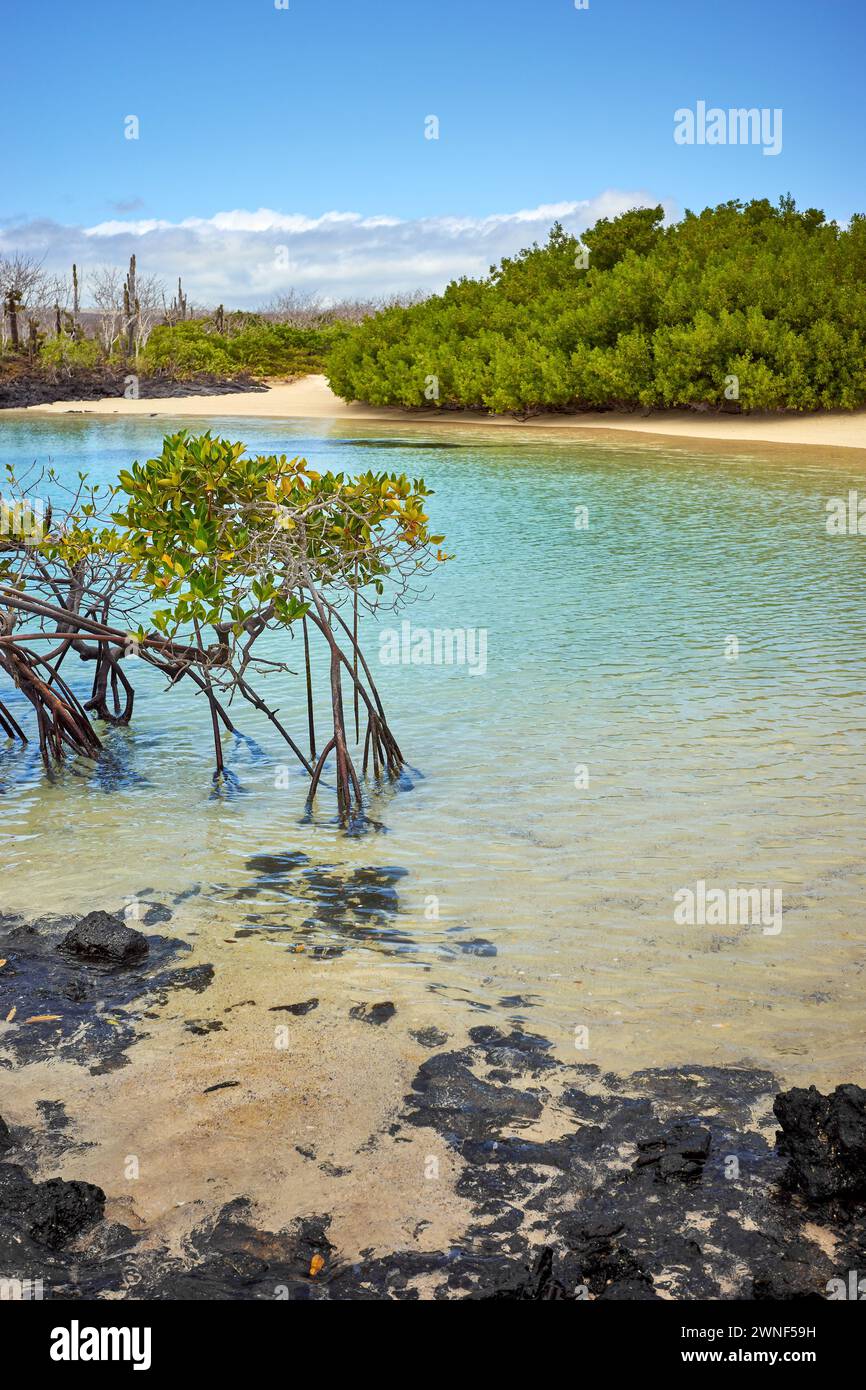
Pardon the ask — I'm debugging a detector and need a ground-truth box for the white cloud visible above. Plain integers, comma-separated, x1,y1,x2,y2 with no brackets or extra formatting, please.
0,191,670,308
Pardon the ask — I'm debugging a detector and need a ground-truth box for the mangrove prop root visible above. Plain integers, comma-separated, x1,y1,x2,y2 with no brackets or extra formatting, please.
235,675,314,777
84,650,134,725
0,644,102,766
308,737,336,798
0,698,27,742
302,615,316,761
353,573,359,745
1,572,407,819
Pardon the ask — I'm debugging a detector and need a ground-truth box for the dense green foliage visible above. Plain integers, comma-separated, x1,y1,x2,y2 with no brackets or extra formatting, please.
327,199,866,413
139,316,347,379
38,336,103,372
16,314,344,383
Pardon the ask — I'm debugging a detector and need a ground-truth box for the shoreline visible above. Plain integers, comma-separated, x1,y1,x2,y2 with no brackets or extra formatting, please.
3,901,864,1302
13,374,866,454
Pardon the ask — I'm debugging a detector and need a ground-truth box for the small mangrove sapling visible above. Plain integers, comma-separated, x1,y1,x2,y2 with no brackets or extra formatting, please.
0,432,448,822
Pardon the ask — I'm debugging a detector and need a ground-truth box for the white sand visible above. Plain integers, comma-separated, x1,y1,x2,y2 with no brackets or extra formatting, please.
21,374,866,452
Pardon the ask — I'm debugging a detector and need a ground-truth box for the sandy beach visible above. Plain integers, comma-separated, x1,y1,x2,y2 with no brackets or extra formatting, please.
21,373,866,453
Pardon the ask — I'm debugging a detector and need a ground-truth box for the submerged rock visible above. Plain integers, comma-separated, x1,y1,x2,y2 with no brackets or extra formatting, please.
4,905,864,1302
61,912,149,965
407,1053,542,1140
774,1083,866,1201
410,1026,449,1048
4,1051,865,1301
634,1123,712,1181
0,911,211,1071
0,1162,105,1250
271,999,319,1016
460,938,497,957
26,1177,106,1250
349,1001,396,1026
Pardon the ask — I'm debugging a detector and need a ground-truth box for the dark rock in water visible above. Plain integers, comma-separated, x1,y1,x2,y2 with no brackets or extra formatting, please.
157,963,214,995
460,938,497,957
349,1001,396,1026
123,1201,336,1301
0,912,211,1072
36,1101,69,1131
27,1178,106,1250
1,1051,859,1302
407,1053,542,1140
3,922,863,1304
410,1026,449,1048
461,1135,576,1171
61,912,148,965
468,1025,553,1055
0,1163,104,1250
397,1045,857,1300
0,1154,138,1297
141,903,173,927
469,1025,557,1076
0,1115,13,1152
477,1247,567,1300
634,1123,711,1181
270,999,319,1016
774,1083,866,1201
236,858,412,957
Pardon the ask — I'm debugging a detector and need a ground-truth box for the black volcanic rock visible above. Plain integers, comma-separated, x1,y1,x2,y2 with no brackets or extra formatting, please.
0,1163,105,1250
0,366,268,410
634,1123,712,1181
349,1001,396,1026
0,910,209,1071
410,1026,449,1048
271,999,319,1016
61,912,149,965
774,1083,866,1201
406,1053,542,1140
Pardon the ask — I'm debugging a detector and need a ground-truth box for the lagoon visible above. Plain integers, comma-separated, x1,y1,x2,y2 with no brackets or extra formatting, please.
1,411,865,1096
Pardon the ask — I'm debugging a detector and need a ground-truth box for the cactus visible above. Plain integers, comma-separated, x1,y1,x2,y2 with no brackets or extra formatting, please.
167,276,188,325
4,291,21,351
123,255,139,357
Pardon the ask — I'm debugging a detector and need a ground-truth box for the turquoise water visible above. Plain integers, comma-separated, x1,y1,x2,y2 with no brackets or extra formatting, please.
1,412,865,1085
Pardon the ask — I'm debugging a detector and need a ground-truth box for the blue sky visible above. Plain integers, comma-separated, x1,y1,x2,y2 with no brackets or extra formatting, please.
2,0,863,304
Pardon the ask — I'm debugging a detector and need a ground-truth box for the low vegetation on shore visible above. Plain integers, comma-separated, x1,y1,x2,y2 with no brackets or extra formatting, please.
138,316,344,380
327,197,866,414
0,254,420,404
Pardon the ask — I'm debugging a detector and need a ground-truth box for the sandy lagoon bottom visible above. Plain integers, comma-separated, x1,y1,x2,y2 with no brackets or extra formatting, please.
1,412,865,1294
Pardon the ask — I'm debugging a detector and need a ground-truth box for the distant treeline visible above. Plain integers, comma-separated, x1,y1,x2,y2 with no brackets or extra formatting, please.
0,254,424,382
327,198,866,413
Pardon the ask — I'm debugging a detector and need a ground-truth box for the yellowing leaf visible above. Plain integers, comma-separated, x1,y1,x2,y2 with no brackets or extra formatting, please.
309,1254,325,1278
25,1014,62,1024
